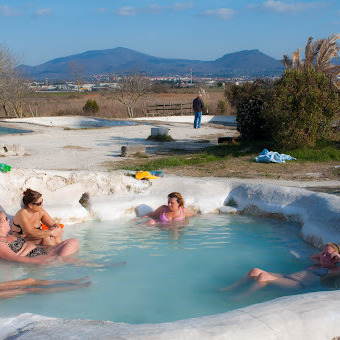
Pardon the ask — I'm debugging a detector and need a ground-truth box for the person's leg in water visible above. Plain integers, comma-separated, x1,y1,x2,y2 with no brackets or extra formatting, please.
0,282,91,299
221,268,303,298
49,238,79,256
0,277,91,299
0,277,89,291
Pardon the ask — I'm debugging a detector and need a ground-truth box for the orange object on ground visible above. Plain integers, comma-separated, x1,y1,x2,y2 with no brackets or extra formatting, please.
41,223,64,230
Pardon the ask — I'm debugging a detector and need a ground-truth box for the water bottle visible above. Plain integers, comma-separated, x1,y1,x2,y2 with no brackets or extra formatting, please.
0,163,11,172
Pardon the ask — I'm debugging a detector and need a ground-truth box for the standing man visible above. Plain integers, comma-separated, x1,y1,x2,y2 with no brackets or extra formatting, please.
193,92,207,129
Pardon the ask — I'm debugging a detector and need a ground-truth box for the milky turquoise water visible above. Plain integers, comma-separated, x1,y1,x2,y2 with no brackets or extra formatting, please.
0,214,323,323
0,126,32,135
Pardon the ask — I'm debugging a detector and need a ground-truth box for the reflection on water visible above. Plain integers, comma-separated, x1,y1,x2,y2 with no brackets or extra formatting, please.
0,214,324,324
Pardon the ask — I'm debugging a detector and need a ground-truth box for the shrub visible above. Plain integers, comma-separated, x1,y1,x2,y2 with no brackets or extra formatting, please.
234,80,274,141
216,100,228,115
147,134,174,142
83,99,99,114
262,68,340,149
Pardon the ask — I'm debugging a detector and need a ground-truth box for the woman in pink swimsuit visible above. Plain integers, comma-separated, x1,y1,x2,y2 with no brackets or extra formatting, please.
144,192,192,225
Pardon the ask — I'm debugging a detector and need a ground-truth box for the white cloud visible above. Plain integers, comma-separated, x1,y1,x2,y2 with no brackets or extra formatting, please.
116,3,193,16
250,0,324,14
201,8,236,20
34,8,54,17
94,8,107,14
173,2,194,11
116,6,138,16
0,5,22,16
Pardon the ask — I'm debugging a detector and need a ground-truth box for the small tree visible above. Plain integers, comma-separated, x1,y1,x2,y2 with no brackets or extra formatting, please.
0,46,31,117
229,79,274,141
83,99,99,115
262,67,340,148
216,99,228,115
111,72,152,118
68,61,86,92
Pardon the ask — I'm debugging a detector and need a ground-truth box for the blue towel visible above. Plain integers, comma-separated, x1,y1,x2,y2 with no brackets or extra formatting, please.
255,149,296,163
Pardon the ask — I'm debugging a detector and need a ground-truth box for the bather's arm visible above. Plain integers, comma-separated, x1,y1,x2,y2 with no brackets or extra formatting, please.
0,243,57,264
19,210,61,240
143,206,165,219
311,252,321,264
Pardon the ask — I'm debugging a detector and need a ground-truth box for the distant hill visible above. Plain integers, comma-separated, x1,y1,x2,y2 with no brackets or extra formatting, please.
18,47,284,80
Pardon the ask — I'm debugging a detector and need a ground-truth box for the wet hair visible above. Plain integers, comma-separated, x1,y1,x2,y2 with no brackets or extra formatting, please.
22,188,42,207
168,192,184,207
324,243,340,254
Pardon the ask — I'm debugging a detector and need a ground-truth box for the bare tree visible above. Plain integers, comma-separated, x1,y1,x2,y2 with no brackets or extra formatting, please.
68,61,85,92
282,34,340,87
0,46,31,117
111,72,152,118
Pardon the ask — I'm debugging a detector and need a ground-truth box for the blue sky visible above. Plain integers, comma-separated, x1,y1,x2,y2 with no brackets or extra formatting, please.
0,0,338,66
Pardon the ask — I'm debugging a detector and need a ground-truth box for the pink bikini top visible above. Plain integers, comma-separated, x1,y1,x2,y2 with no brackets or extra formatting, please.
159,206,183,222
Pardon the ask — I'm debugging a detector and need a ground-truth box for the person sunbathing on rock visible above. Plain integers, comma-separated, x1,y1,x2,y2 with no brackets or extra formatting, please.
12,188,63,246
220,243,340,296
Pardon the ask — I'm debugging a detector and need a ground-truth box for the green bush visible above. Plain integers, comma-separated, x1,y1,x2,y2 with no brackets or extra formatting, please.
83,99,99,114
217,100,228,115
263,68,340,149
147,134,174,142
234,80,274,141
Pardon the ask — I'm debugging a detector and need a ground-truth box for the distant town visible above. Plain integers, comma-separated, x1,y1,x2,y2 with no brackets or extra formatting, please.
29,74,280,92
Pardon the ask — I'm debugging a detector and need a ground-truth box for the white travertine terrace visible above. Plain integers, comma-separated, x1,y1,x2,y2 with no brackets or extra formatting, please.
0,170,339,339
0,116,339,339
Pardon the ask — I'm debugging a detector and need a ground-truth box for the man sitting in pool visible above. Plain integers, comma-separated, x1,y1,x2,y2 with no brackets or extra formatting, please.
12,189,63,246
0,210,79,264
143,192,192,225
221,243,340,294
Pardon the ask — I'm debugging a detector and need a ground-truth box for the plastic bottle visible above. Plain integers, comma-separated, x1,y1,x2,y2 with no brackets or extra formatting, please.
0,163,11,172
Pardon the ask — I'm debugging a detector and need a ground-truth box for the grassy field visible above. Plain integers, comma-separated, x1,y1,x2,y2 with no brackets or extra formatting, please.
108,141,340,182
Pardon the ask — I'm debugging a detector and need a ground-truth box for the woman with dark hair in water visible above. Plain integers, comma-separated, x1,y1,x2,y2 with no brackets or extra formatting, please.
0,211,78,264
12,189,63,246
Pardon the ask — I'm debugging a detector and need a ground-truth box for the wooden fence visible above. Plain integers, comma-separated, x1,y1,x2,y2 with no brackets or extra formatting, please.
146,102,192,116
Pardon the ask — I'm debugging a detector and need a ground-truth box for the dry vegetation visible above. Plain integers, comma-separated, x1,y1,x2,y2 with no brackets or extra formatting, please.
0,89,227,118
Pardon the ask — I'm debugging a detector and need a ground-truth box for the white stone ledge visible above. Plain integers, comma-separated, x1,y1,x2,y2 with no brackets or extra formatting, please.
1,290,340,339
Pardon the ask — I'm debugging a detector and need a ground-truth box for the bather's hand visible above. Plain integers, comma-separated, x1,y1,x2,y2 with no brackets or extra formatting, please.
50,226,63,237
330,252,340,261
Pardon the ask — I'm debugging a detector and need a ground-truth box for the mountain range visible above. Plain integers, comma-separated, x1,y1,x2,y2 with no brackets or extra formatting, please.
19,47,285,80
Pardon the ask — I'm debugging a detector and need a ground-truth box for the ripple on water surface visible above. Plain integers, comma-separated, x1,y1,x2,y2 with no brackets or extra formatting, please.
0,214,324,323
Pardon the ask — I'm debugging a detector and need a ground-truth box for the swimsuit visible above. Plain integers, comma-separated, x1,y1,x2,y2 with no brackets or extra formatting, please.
12,221,42,235
0,237,47,257
308,267,329,277
159,207,183,222
282,274,305,288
